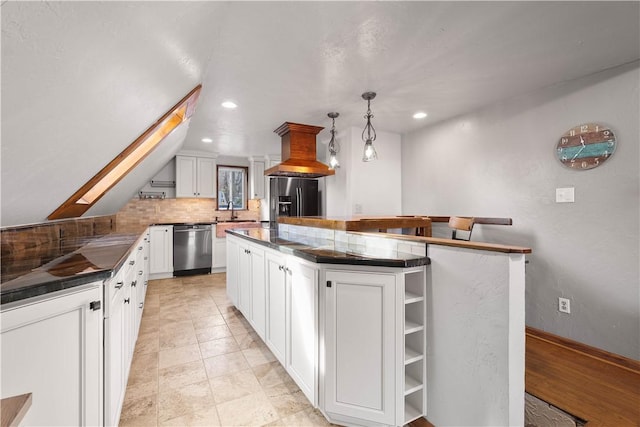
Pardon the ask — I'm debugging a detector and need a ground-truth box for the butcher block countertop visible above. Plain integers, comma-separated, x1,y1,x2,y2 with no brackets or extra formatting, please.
279,215,432,235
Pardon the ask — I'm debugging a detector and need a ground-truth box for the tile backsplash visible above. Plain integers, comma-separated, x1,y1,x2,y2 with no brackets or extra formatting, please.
116,197,260,233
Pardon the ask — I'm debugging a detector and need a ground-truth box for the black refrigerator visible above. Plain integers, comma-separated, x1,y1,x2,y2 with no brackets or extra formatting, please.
269,177,321,225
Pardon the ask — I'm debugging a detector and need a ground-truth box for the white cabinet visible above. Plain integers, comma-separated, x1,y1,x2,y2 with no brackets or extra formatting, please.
237,239,251,316
250,158,266,199
323,269,397,426
105,232,150,427
264,248,318,403
265,249,287,365
286,256,318,404
226,236,240,306
176,155,216,198
149,225,173,279
105,270,127,427
322,266,427,426
234,236,267,339
213,237,227,270
1,282,103,426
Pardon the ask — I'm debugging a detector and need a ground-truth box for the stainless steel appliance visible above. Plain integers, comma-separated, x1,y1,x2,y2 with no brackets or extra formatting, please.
173,224,212,276
270,177,320,225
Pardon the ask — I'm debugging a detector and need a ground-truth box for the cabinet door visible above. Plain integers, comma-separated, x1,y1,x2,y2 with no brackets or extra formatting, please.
197,157,216,198
176,156,197,197
226,236,240,306
251,160,266,199
287,257,318,404
265,250,287,365
324,270,396,425
149,226,173,274
238,240,251,316
106,283,126,427
249,244,266,339
1,283,103,426
213,237,227,269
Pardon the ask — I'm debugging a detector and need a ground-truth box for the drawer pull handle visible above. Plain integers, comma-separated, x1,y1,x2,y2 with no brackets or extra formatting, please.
139,271,143,276
129,260,135,266
124,298,130,304
139,302,144,309
131,280,137,287
115,281,124,289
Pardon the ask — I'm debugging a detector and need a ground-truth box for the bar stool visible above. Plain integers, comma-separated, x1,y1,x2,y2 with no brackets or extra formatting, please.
448,216,475,240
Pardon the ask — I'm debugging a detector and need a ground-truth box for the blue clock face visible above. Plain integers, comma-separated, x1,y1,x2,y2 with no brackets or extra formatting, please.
556,123,616,170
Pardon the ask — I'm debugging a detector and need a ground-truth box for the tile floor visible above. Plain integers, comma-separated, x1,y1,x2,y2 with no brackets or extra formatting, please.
120,273,333,427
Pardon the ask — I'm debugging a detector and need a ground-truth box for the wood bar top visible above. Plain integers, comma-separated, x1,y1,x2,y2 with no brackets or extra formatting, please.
278,215,432,234
1,393,32,427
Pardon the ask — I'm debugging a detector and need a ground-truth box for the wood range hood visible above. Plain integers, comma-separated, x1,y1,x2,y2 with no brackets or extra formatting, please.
264,122,335,178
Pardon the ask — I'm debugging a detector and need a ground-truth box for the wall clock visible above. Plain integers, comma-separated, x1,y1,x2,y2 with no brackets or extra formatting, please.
556,123,616,170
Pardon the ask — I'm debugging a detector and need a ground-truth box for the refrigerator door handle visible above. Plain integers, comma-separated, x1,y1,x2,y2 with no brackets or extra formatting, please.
299,186,302,216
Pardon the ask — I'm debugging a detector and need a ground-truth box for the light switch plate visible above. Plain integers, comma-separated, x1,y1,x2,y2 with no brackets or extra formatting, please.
556,187,575,203
354,204,363,214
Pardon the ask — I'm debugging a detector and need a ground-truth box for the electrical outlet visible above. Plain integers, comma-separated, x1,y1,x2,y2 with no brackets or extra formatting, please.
558,297,571,314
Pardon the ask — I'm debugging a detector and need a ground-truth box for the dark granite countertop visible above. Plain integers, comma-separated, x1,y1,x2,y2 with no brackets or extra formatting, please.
1,233,141,306
227,228,429,268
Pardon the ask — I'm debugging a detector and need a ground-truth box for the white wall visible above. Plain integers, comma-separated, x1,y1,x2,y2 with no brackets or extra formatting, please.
402,61,640,359
326,126,402,217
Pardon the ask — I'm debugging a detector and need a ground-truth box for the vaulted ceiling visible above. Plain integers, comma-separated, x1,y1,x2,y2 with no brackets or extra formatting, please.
2,1,639,226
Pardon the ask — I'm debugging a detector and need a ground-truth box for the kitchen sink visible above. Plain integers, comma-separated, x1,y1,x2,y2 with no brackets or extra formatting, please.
217,219,258,223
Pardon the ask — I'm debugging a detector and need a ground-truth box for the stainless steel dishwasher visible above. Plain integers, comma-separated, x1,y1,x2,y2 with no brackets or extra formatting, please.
173,224,212,276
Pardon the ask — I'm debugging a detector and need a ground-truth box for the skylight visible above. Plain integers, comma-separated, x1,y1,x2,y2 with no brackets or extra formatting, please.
48,85,202,220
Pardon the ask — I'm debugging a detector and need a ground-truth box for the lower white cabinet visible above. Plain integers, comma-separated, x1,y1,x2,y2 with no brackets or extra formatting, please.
249,245,266,338
265,250,287,364
321,266,427,427
323,270,397,425
105,232,150,427
286,256,318,404
105,270,127,427
226,236,240,306
0,282,104,426
149,225,173,278
213,237,226,270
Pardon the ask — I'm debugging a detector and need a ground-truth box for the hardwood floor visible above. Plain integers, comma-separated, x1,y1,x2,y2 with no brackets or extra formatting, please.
526,327,640,426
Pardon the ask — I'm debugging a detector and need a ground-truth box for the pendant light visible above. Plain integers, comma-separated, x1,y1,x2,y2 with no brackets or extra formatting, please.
361,91,378,162
327,112,340,169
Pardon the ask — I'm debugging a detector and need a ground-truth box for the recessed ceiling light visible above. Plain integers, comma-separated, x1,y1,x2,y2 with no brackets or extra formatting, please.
201,137,213,143
413,112,428,119
221,101,237,109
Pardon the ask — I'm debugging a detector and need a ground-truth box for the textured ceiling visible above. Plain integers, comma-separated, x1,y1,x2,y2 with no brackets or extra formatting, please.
184,1,640,156
1,1,639,226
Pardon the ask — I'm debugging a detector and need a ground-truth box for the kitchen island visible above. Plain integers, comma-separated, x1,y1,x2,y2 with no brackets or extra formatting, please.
227,221,530,427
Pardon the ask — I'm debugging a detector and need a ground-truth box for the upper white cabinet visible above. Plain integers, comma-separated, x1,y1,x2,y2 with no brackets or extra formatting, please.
149,225,173,279
176,155,216,198
1,283,103,426
249,158,266,199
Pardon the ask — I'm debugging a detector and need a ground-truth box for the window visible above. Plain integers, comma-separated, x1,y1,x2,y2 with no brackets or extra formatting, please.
217,165,248,210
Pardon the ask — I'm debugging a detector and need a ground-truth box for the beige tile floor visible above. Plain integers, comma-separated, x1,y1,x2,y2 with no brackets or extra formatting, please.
120,273,333,427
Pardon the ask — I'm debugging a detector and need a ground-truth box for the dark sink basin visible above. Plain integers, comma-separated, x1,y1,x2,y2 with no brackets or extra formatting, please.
217,219,258,223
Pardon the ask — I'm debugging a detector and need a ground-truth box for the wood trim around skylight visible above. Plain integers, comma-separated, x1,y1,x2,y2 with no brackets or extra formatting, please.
48,85,202,220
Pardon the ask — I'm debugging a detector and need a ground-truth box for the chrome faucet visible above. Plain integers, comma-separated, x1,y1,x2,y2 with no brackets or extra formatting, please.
228,201,238,220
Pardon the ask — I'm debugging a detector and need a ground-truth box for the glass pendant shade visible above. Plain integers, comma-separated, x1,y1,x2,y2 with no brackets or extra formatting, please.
362,139,377,161
361,91,378,162
327,112,340,169
329,153,340,169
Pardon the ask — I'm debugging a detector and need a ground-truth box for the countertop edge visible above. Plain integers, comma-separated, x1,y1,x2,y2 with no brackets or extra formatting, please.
354,232,532,254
